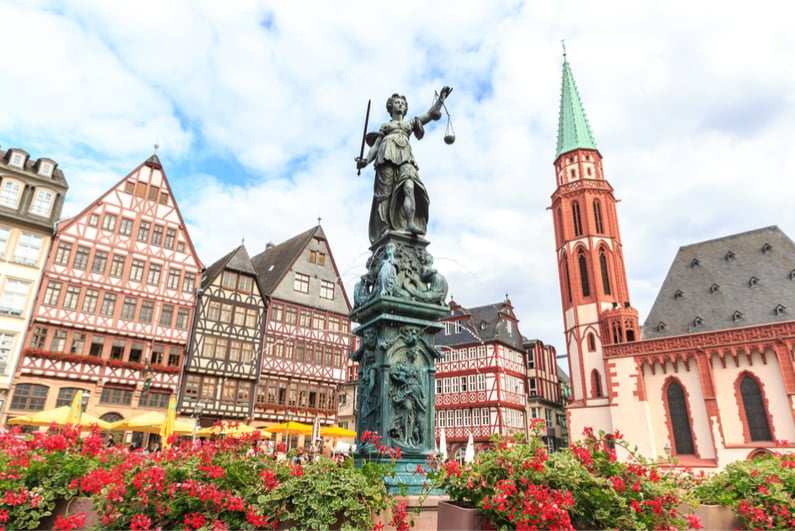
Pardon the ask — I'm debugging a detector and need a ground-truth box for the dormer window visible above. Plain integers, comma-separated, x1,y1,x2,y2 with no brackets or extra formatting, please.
775,304,787,316
790,269,795,281
8,150,26,168
762,243,772,254
749,276,759,287
725,251,735,261
693,316,704,327
710,283,720,293
37,160,54,178
656,321,668,332
732,310,744,322
691,258,700,268
674,289,685,300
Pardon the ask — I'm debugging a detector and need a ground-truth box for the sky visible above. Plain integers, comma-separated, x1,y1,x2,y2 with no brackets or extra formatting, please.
1,1,794,366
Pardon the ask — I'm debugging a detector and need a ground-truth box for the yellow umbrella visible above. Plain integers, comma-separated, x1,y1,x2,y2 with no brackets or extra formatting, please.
160,397,177,448
108,411,194,435
8,406,111,430
196,422,259,438
262,421,314,435
320,426,357,438
64,390,83,426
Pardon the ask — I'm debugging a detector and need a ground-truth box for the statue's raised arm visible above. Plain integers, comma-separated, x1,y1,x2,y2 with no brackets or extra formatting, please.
417,86,453,125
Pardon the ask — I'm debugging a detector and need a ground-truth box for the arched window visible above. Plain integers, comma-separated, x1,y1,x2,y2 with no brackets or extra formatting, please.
593,199,604,234
578,250,590,297
55,387,87,408
587,333,596,352
666,381,695,455
556,208,563,239
599,247,611,295
562,256,572,302
9,383,49,411
740,376,772,441
591,370,603,397
572,202,583,236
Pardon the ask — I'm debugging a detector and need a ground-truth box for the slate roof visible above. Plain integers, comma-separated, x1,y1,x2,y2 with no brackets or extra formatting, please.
201,245,256,290
436,299,523,350
642,226,795,339
250,225,324,296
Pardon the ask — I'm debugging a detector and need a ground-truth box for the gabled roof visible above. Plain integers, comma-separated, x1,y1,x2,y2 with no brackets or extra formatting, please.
642,226,795,339
250,225,324,296
202,245,256,289
555,58,598,160
437,299,524,350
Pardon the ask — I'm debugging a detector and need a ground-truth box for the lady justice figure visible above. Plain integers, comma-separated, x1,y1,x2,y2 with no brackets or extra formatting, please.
356,86,453,244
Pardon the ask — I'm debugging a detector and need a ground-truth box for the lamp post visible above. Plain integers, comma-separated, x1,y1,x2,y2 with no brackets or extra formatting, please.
284,409,293,451
663,442,671,467
79,391,90,427
192,402,205,444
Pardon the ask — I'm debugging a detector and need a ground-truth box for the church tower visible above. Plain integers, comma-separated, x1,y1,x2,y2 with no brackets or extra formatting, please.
550,54,639,435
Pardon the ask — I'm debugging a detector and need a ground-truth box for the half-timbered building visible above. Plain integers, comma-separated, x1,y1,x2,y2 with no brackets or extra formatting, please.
551,56,795,469
250,225,351,443
0,147,68,419
434,298,531,460
5,154,202,430
524,338,568,452
177,245,266,423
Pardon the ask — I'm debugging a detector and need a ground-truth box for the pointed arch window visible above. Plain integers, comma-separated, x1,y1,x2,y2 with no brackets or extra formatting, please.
599,247,611,295
572,202,583,236
593,199,604,234
740,376,772,441
587,332,596,352
562,256,572,302
591,370,603,398
578,249,590,297
666,381,695,455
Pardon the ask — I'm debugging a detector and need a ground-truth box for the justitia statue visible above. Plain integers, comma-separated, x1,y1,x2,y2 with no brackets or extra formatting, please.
356,86,453,244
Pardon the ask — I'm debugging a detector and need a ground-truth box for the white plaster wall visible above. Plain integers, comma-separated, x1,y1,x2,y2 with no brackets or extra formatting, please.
569,403,612,443
608,357,655,458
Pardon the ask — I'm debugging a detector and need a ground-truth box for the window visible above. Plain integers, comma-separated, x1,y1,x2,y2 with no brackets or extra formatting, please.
148,185,159,202
62,285,81,310
121,297,137,320
229,340,242,361
147,264,161,286
587,333,596,352
73,246,90,269
241,343,253,363
599,249,611,295
312,313,325,330
108,255,125,277
30,327,47,349
51,330,67,352
130,260,145,282
137,221,150,242
309,251,326,265
102,214,117,232
591,370,603,398
9,152,25,167
233,307,246,326
139,300,154,322
222,271,237,290
139,391,170,409
245,308,257,328
110,339,125,360
160,305,174,327
572,202,583,236
666,381,695,455
56,387,83,408
220,304,232,323
54,242,72,265
100,293,117,316
91,250,108,274
119,218,134,236
184,375,200,400
164,228,176,249
13,232,43,266
477,374,485,391
740,376,772,441
0,333,13,373
0,279,29,316
89,336,104,357
167,269,181,289
299,310,311,328
89,214,99,227
70,333,86,355
167,347,181,367
285,307,297,325
129,342,143,363
202,336,217,357
43,281,62,306
10,383,48,411
0,180,21,208
293,273,310,293
320,280,334,300
238,275,253,293
593,199,604,234
176,308,190,329
150,345,164,365
578,249,590,297
183,273,195,293
100,387,133,406
151,225,163,246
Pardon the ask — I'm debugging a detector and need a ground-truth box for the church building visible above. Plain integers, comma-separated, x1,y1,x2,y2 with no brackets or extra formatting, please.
552,56,795,469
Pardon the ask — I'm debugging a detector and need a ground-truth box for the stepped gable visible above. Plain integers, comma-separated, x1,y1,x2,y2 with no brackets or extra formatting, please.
642,225,795,339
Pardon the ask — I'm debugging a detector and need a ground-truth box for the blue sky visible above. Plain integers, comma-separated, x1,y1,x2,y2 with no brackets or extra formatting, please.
1,1,794,363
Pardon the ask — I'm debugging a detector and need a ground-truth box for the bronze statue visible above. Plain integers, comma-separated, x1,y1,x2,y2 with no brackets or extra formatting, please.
356,87,453,243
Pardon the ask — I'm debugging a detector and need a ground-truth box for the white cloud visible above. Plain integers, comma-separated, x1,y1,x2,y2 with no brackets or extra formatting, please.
1,0,794,356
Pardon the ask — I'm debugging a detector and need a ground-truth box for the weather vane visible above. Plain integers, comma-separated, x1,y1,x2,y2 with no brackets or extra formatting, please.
561,39,567,57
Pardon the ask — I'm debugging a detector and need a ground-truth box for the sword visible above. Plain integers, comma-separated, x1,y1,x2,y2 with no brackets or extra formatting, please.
356,99,371,176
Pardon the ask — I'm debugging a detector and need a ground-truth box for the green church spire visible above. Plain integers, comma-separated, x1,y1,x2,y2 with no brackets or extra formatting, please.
556,58,598,159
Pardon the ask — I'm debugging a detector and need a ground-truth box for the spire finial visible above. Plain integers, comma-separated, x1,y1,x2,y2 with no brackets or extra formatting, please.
561,39,567,59
317,216,322,226
154,143,159,154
